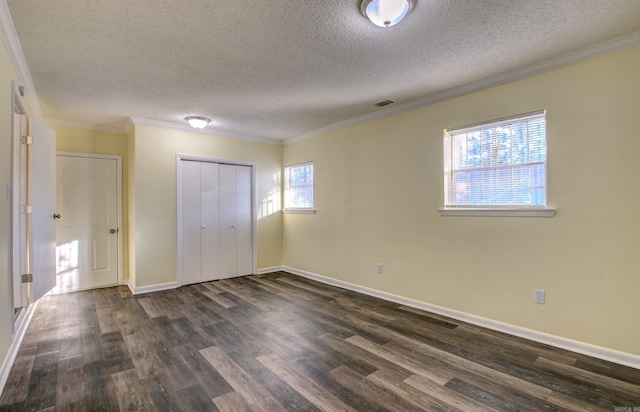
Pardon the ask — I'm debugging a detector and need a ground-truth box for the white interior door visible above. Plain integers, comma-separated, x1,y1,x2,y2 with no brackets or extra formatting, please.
200,162,221,281
30,117,57,301
235,165,253,277
219,164,253,279
12,111,28,309
55,155,119,292
178,159,253,285
219,164,238,279
181,160,203,285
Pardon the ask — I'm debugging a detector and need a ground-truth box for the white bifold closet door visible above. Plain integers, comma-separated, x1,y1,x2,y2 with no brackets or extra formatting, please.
181,160,252,285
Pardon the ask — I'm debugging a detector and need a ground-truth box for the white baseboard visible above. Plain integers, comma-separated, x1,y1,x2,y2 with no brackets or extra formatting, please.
255,266,284,275
282,266,640,370
118,266,639,369
0,300,40,397
127,280,178,295
125,267,284,294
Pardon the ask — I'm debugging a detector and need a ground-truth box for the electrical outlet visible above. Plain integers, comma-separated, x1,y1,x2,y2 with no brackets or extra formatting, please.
534,289,545,304
377,263,382,273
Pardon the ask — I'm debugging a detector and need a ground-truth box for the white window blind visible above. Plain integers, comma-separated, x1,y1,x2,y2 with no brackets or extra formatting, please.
285,162,314,209
444,111,547,208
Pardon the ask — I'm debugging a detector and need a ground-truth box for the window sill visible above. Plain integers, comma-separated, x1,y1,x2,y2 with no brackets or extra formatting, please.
438,208,556,218
283,209,316,215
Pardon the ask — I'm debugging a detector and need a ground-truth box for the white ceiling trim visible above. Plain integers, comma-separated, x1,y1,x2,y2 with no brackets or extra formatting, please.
45,118,128,135
0,0,41,117
4,0,639,147
128,117,283,146
285,30,640,146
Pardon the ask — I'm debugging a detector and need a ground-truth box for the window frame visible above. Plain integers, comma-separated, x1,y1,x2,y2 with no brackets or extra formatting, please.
440,110,555,218
283,161,315,214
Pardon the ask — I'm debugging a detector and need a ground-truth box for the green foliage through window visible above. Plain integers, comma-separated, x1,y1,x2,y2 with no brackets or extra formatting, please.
285,162,314,209
444,111,547,207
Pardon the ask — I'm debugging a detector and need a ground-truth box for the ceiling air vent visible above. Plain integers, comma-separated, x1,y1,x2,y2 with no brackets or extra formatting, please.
374,100,395,107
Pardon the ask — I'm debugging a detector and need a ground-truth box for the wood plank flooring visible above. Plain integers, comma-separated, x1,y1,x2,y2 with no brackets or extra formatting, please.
1,271,639,411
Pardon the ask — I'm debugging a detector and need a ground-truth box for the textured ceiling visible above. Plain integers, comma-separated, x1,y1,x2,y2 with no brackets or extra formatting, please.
5,0,640,141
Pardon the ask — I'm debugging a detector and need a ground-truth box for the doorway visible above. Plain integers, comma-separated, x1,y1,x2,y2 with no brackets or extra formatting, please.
11,85,57,327
11,90,28,317
53,153,122,293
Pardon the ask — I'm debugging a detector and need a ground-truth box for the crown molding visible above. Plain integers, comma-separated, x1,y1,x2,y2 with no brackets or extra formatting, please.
0,0,41,116
44,116,284,144
129,117,283,146
123,117,135,135
3,0,638,148
45,118,128,135
285,30,640,146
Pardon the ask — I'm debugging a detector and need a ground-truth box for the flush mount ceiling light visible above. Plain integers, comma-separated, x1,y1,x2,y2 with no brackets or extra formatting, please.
361,0,414,27
185,116,210,129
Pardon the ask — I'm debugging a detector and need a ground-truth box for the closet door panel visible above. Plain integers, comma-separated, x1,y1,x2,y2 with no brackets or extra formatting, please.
180,161,202,285
179,160,253,285
236,165,253,276
200,162,221,282
219,164,238,279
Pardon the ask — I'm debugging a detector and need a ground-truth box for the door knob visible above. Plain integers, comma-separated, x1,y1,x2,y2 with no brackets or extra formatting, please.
110,228,117,234
53,213,61,219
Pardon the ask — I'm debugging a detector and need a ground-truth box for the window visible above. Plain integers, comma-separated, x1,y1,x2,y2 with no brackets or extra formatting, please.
284,162,314,211
443,111,551,215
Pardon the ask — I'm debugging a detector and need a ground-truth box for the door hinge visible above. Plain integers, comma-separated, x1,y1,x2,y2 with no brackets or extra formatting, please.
20,204,32,214
21,273,33,283
21,135,33,145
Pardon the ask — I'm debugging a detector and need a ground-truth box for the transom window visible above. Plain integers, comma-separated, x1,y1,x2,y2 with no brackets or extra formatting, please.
444,111,547,208
284,162,314,209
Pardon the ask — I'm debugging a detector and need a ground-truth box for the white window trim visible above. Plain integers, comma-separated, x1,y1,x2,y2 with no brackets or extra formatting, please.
284,161,315,212
283,208,317,215
438,208,555,217
442,110,553,217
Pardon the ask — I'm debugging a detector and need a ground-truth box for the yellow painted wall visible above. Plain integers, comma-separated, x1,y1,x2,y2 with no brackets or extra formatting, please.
130,125,282,288
283,46,640,356
51,125,129,280
1,29,637,375
0,36,21,370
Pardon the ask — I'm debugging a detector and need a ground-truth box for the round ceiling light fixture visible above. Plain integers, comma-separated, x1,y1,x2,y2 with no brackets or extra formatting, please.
185,116,210,129
361,0,414,27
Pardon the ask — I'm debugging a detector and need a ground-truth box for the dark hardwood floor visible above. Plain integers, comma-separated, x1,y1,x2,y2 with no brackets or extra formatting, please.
1,271,639,411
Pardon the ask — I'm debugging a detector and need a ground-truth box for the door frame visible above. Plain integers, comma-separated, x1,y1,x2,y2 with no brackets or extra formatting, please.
11,82,28,321
56,152,124,287
176,153,257,286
